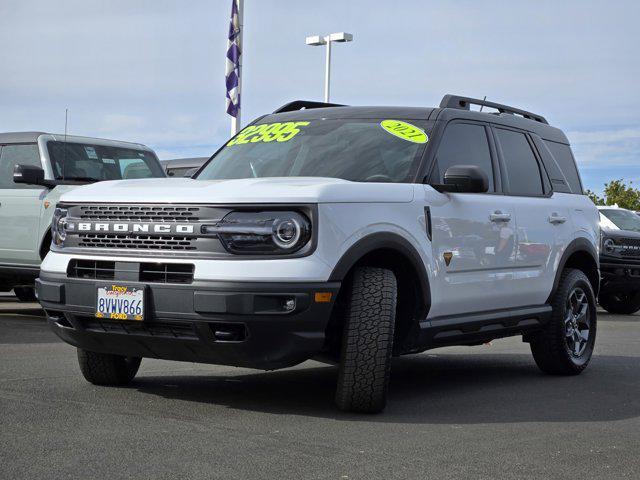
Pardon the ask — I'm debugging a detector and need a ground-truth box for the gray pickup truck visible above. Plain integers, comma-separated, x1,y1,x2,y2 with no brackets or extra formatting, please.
0,132,165,300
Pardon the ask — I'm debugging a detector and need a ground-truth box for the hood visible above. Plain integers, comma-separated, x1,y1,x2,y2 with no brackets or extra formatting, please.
602,228,640,241
58,177,415,204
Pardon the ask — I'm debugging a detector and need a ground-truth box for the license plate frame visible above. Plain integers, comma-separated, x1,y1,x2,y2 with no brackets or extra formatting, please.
95,284,145,321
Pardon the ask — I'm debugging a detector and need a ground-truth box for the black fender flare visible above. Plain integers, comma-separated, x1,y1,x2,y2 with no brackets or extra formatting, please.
328,232,431,312
547,237,599,302
39,228,52,260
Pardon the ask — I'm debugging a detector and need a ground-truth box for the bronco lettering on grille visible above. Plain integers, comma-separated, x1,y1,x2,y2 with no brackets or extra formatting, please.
72,222,196,235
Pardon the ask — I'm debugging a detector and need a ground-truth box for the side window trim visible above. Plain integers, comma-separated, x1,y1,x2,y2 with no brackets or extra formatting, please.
490,125,553,198
425,119,502,194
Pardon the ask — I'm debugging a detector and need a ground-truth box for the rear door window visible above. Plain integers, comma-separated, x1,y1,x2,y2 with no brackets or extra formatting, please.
495,128,544,196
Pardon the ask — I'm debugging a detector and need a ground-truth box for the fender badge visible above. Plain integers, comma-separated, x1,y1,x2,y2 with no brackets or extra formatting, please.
443,252,453,266
44,201,51,209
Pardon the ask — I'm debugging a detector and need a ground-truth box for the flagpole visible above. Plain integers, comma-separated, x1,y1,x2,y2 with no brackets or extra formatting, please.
231,0,243,135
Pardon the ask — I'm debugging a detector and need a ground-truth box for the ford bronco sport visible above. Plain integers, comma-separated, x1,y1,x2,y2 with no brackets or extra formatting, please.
598,205,640,314
36,96,600,413
0,132,164,300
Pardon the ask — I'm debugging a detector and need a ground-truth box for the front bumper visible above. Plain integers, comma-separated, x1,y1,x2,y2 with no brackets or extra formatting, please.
37,272,340,370
600,256,640,292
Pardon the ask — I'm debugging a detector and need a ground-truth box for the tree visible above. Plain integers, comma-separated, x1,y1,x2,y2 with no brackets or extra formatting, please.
585,189,604,206
603,179,640,210
584,179,640,210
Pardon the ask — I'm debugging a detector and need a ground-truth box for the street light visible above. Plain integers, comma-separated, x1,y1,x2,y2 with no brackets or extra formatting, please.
305,32,353,103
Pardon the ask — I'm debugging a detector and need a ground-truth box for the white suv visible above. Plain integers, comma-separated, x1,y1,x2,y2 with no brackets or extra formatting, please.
36,96,600,413
0,132,165,301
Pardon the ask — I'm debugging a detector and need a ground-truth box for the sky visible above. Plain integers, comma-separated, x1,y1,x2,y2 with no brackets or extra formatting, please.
0,0,638,194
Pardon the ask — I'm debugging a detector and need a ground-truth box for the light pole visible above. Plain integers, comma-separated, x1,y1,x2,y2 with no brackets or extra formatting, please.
305,32,353,103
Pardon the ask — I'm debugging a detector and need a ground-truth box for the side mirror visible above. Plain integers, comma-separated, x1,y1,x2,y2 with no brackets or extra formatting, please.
13,164,46,186
183,168,198,178
432,165,488,193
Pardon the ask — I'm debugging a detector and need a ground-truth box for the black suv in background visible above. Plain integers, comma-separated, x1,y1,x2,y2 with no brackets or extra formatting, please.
598,206,640,314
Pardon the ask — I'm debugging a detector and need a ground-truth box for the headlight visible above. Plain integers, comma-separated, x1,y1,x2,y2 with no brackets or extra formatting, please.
202,210,311,255
52,207,68,246
603,237,616,254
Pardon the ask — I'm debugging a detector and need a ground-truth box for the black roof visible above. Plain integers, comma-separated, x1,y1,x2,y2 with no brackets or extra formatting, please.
264,106,435,122
266,95,569,144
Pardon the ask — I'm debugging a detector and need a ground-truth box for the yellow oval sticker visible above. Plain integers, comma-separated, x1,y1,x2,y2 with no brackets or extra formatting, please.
380,120,428,144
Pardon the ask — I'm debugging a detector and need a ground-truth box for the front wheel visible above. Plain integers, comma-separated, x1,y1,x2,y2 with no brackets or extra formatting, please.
598,290,640,315
530,269,597,375
13,286,37,302
77,349,141,386
335,266,397,413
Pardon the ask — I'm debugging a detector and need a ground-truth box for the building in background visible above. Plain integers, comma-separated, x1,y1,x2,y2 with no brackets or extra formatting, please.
161,157,208,177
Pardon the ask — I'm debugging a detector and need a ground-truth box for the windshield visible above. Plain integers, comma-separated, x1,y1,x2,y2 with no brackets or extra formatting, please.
196,118,431,183
47,141,165,181
600,209,640,232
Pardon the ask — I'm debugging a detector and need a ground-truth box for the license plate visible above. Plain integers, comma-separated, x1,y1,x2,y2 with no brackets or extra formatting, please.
96,285,145,321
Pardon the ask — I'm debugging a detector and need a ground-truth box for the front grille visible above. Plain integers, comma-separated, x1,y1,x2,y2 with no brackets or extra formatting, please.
616,238,640,257
68,260,194,284
620,238,640,247
620,249,640,257
62,204,231,255
78,205,202,222
77,234,196,251
140,263,194,284
68,260,116,280
78,317,197,340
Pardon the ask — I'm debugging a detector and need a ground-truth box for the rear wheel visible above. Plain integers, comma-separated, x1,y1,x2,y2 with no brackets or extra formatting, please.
530,269,596,375
13,286,36,302
598,290,640,315
77,349,141,386
335,266,397,413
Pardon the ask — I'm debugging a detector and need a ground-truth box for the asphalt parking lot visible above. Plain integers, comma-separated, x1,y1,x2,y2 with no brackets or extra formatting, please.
0,294,638,480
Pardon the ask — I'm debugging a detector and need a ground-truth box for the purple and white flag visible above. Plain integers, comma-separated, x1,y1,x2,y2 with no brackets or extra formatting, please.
225,0,241,118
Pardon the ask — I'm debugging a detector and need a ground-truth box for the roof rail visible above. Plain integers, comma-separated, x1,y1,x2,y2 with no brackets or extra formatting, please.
439,94,548,124
273,100,345,114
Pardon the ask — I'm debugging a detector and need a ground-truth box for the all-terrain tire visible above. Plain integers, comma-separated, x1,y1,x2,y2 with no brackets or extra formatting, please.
335,266,397,413
530,268,597,375
13,286,37,302
77,348,141,386
598,291,640,315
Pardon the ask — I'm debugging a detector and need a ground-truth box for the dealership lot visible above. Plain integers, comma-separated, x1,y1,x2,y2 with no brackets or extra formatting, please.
0,294,638,480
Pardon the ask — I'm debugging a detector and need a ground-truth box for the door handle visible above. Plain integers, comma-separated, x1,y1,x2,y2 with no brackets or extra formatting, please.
548,213,567,224
490,211,511,222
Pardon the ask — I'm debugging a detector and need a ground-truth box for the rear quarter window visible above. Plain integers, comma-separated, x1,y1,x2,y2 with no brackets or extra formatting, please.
543,140,583,194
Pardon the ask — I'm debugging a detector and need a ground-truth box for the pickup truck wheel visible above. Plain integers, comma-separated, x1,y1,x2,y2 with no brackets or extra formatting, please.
77,348,141,386
335,266,397,413
530,269,596,375
598,291,640,315
13,286,37,302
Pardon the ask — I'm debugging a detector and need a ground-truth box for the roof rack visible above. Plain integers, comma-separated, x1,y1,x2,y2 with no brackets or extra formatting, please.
273,100,345,114
439,94,548,124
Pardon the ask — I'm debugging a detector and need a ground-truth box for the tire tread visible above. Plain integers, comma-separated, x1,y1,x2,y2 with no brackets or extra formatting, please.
335,266,397,413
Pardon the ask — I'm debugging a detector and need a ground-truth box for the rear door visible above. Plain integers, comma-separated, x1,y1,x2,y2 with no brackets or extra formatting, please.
0,143,46,265
493,127,572,306
425,121,518,318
